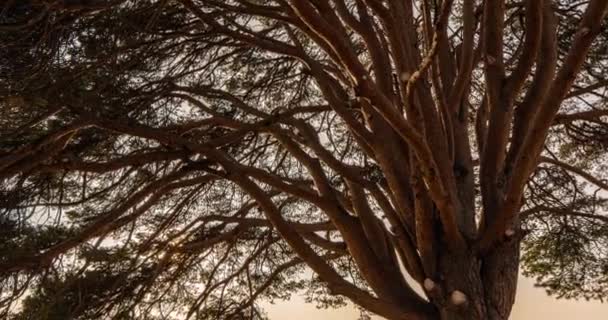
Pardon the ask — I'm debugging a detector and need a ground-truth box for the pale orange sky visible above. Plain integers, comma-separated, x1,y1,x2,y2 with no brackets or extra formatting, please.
263,275,607,319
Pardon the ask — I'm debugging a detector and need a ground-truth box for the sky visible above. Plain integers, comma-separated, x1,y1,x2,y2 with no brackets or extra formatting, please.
263,275,607,319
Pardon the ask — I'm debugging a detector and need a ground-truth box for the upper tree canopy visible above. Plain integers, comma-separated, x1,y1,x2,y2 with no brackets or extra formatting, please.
1,1,607,319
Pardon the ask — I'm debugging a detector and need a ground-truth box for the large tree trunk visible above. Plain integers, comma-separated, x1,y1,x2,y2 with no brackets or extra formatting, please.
400,241,521,320
481,241,521,320
436,251,487,320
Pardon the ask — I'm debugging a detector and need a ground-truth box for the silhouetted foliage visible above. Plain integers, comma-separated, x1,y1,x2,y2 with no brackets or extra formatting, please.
1,1,608,319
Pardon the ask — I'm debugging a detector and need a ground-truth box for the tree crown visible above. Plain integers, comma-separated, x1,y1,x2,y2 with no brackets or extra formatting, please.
1,1,608,319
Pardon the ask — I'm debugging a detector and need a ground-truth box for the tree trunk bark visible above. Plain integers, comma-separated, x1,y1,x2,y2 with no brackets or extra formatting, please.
415,241,520,320
435,250,487,320
481,240,521,320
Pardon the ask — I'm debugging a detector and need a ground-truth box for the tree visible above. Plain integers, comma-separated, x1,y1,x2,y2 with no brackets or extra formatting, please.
1,0,608,319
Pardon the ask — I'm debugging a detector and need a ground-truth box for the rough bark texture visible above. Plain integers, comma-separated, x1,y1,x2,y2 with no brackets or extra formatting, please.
482,241,521,320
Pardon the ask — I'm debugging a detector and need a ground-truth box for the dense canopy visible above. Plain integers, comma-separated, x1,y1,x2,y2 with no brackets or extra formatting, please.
1,1,608,319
